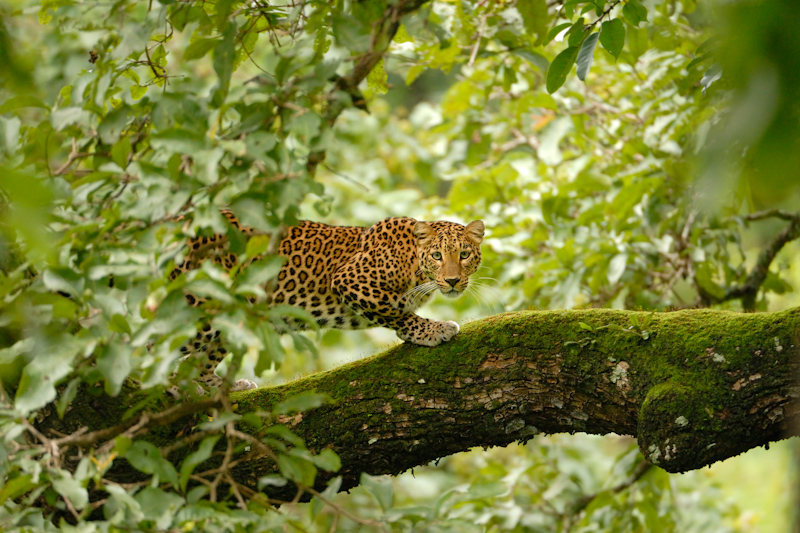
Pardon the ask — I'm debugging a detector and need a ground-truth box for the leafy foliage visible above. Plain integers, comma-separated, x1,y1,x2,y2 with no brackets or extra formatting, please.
1,0,798,530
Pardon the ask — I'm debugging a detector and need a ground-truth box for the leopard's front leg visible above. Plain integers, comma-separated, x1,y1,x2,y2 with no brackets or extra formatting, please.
380,313,460,347
332,267,460,347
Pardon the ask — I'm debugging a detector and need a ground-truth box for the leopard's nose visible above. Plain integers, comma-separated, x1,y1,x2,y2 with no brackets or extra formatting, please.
445,277,460,288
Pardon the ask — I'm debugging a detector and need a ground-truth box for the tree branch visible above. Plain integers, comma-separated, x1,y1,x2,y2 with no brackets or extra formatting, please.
697,211,800,311
306,0,430,177
45,308,800,502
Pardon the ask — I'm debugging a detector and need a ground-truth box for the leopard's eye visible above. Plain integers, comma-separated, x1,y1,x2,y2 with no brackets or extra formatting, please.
431,251,442,260
460,250,471,259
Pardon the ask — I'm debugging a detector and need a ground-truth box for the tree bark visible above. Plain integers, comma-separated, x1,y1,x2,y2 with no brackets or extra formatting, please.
47,308,800,501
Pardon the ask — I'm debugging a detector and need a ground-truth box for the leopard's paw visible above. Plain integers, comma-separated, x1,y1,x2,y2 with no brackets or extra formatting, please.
438,320,460,343
399,320,460,347
231,379,258,392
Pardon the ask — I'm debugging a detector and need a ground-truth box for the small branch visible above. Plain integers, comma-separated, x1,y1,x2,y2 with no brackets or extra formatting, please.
52,138,94,176
55,397,218,450
570,458,652,516
697,210,800,311
745,208,798,223
587,0,624,31
306,0,430,178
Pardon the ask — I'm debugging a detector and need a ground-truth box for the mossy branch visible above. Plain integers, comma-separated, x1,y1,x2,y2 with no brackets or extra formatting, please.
44,308,800,501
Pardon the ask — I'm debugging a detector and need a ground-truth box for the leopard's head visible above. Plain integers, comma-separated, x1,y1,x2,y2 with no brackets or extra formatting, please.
414,220,485,298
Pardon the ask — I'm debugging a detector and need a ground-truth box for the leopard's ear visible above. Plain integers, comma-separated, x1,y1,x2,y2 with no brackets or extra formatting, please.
413,221,435,245
465,220,485,245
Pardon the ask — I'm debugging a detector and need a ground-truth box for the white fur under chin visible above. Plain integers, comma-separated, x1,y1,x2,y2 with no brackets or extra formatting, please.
442,289,463,299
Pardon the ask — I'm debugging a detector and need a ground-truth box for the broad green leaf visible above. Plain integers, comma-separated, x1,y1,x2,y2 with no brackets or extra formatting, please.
150,127,206,153
212,23,237,106
406,65,425,85
0,95,48,114
51,471,89,510
124,441,180,489
108,313,132,336
96,343,132,396
111,136,132,169
15,339,79,414
311,449,341,472
394,25,412,43
134,487,185,530
274,391,330,415
183,38,220,61
277,453,317,486
311,476,343,518
0,338,34,365
130,85,147,100
179,435,220,491
607,253,627,284
0,474,37,504
567,18,586,46
600,19,625,59
466,481,506,500
367,58,388,95
623,1,648,26
546,46,580,93
517,0,549,43
546,22,572,45
56,377,80,419
361,473,393,512
576,31,600,81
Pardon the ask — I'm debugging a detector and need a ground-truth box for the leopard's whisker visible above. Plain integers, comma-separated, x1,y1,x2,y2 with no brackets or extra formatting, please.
466,284,492,313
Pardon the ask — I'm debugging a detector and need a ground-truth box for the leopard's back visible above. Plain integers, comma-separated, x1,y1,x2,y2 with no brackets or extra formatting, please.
272,221,370,329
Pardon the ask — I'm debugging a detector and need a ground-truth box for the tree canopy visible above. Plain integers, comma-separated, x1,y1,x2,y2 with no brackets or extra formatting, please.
1,0,799,531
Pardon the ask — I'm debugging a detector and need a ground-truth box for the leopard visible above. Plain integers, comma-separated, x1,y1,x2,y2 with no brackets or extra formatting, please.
169,210,485,392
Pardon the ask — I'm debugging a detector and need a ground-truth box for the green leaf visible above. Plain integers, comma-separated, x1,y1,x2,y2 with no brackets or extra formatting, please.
274,391,330,415
56,377,80,419
607,253,627,284
366,58,388,95
576,31,600,81
111,136,132,169
179,435,220,491
406,64,425,85
622,1,647,26
517,0,549,43
0,338,34,365
130,85,147,100
600,19,625,59
546,22,572,45
311,449,341,472
150,127,206,153
311,476,343,517
96,343,132,396
466,481,506,500
212,23,237,106
108,314,132,336
0,95,48,114
277,453,317,486
0,474,37,504
124,441,180,489
546,46,580,93
51,471,89,510
361,473,393,512
567,18,586,46
135,487,185,529
234,255,286,295
578,322,594,332
183,38,220,61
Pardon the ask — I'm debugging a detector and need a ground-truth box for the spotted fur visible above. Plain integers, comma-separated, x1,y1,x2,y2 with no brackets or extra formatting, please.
170,211,485,390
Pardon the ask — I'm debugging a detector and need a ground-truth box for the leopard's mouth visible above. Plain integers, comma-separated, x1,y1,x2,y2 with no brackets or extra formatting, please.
440,286,464,298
